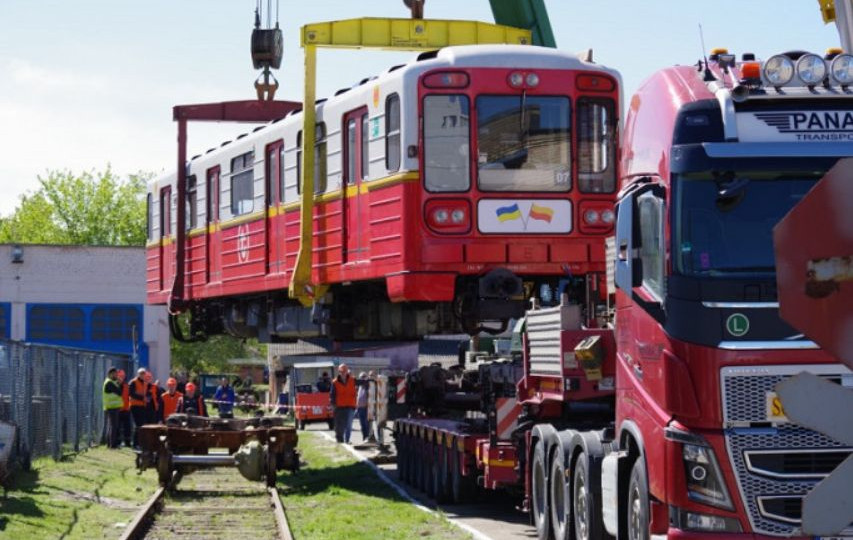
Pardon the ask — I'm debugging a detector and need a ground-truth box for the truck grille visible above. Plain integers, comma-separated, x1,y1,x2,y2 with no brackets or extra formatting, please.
720,365,853,537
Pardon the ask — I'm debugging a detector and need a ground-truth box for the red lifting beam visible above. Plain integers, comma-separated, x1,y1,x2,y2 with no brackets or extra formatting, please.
169,99,302,312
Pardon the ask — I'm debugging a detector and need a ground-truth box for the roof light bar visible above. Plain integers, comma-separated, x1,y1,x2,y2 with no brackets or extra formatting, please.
796,53,827,85
831,53,853,85
763,55,795,86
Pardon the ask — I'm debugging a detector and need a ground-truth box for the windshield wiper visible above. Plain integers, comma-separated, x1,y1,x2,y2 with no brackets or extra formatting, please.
714,171,750,211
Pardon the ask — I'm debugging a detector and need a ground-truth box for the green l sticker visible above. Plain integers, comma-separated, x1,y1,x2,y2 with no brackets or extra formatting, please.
726,313,750,337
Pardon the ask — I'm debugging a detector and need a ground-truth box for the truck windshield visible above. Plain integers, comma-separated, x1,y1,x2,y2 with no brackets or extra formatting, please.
476,95,571,192
674,171,820,276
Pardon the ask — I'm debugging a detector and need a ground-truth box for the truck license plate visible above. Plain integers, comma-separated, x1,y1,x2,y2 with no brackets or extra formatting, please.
312,406,323,415
765,392,789,423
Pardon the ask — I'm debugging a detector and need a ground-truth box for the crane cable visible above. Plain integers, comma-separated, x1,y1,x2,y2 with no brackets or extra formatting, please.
255,0,280,28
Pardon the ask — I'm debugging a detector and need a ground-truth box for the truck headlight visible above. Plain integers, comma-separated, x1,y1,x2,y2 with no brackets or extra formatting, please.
682,442,733,510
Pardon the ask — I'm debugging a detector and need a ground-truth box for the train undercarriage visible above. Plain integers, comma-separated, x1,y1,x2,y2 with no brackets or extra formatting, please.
172,269,595,342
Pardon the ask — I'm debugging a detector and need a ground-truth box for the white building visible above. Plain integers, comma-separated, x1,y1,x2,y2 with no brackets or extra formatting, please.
0,244,170,379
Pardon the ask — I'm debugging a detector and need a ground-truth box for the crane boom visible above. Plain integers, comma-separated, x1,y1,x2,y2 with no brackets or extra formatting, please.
488,0,555,47
819,0,853,52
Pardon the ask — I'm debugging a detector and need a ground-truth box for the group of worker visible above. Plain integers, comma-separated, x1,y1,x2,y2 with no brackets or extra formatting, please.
327,364,377,445
102,367,236,449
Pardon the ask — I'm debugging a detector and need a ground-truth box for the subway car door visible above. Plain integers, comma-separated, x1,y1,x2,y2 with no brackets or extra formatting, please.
265,141,283,274
343,107,369,263
205,167,221,283
159,185,173,291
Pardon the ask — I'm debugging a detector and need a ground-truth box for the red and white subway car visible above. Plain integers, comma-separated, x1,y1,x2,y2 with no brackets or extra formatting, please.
146,45,620,341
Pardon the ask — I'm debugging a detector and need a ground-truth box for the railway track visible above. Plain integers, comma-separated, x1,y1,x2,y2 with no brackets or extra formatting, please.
121,468,292,540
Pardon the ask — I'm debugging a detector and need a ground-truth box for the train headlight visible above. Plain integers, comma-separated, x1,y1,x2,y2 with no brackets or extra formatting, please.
831,53,853,85
763,54,794,86
601,209,615,224
583,209,600,225
525,73,540,87
508,72,524,88
425,199,471,234
796,54,827,85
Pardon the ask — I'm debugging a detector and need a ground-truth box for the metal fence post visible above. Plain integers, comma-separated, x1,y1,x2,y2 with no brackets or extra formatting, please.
53,350,62,460
23,345,33,463
73,352,81,452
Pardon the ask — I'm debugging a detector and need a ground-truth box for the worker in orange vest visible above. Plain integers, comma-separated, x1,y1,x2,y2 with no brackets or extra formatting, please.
161,377,183,420
178,383,208,417
128,368,149,447
144,371,161,423
117,369,133,448
330,363,357,444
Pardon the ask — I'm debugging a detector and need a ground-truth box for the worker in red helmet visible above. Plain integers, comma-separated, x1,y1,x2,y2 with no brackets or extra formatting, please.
178,382,208,417
161,377,183,420
116,369,133,447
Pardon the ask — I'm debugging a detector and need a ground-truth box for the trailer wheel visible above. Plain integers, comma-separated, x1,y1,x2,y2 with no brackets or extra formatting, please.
431,442,447,502
406,435,417,485
627,458,650,540
531,440,550,540
434,442,449,503
450,444,475,503
573,452,608,540
414,439,425,491
549,455,570,540
396,432,408,482
425,441,436,498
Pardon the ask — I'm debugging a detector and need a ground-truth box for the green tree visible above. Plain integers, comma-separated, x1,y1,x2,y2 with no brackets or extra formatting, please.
169,314,267,376
0,167,151,245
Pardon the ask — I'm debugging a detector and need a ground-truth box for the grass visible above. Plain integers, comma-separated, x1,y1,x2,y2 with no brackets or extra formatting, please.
0,447,159,539
278,431,470,540
0,433,472,540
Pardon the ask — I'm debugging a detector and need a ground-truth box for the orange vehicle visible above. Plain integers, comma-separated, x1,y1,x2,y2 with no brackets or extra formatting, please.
291,361,335,431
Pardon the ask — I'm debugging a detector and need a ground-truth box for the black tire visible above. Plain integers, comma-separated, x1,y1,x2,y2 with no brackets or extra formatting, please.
450,445,475,503
297,419,305,431
549,453,570,540
627,458,650,540
531,439,551,540
415,439,425,491
433,443,449,503
396,433,408,482
326,419,334,431
406,435,417,486
573,452,609,540
425,441,436,497
432,442,447,502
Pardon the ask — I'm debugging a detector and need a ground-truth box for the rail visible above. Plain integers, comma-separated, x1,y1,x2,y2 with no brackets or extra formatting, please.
120,468,293,540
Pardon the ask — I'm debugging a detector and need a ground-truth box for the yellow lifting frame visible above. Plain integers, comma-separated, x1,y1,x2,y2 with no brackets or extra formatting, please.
288,17,532,306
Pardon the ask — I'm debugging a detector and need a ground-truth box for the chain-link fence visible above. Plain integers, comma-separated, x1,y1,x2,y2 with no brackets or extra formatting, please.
0,339,134,461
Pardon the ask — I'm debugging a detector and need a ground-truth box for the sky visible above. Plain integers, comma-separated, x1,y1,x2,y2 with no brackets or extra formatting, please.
0,0,840,216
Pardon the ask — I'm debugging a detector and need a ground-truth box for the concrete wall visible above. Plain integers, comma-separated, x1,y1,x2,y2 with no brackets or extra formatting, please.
0,244,170,379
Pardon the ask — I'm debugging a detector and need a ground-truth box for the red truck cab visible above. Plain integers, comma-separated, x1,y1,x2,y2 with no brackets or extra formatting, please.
612,49,853,538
